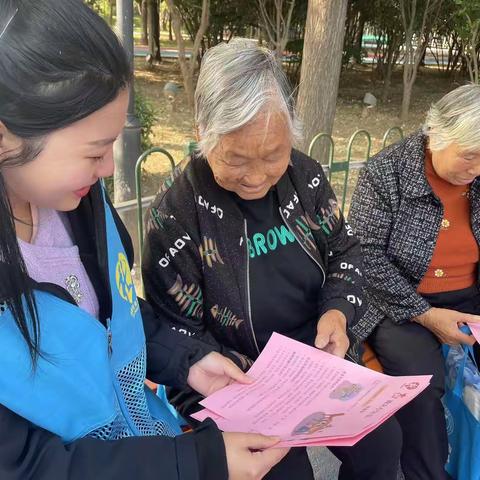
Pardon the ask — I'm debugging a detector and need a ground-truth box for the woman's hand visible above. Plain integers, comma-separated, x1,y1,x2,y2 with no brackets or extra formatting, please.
187,352,253,396
315,309,349,358
222,432,290,480
413,307,480,345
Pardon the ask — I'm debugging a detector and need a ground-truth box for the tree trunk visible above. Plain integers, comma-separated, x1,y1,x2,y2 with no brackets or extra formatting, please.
153,1,162,61
161,7,168,31
141,0,148,45
399,0,443,120
382,33,401,102
147,0,161,62
354,15,365,54
400,72,414,121
296,0,349,155
468,23,479,84
166,0,209,113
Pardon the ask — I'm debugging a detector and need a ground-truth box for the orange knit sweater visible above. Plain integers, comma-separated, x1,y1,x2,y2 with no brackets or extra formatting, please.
417,151,479,294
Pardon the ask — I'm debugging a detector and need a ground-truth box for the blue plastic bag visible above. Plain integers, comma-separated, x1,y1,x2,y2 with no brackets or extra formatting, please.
443,343,480,480
156,385,189,428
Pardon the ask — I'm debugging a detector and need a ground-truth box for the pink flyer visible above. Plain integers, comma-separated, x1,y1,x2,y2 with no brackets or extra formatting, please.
192,333,431,446
468,322,480,343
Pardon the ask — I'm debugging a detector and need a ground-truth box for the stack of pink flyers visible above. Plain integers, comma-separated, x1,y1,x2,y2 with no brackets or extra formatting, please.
192,333,431,448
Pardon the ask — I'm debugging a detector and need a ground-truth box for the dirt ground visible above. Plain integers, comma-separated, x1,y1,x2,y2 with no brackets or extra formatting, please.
134,58,463,210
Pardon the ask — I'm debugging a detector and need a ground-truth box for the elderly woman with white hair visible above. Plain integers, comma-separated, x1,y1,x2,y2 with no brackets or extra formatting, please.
349,84,480,480
142,39,402,479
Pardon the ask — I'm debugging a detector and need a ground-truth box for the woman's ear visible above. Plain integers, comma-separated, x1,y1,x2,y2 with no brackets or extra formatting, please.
0,122,22,158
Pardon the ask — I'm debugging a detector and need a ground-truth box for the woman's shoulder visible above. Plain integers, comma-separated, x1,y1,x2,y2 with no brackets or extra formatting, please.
289,148,328,187
356,130,429,202
290,148,322,170
149,156,197,210
367,130,426,175
147,153,220,227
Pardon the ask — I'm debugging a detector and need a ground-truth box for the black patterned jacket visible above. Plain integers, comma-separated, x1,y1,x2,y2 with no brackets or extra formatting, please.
142,149,365,416
348,130,480,341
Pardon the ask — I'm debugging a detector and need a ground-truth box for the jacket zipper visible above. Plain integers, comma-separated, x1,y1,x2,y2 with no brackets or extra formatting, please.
278,207,326,287
244,220,260,355
96,185,113,326
107,317,113,357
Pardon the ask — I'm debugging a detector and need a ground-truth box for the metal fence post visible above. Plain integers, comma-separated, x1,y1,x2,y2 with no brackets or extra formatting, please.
308,133,334,180
344,130,372,211
381,126,404,149
135,147,176,266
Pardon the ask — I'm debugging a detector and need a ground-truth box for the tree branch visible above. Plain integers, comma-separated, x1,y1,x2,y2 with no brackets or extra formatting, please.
189,0,209,74
258,0,277,45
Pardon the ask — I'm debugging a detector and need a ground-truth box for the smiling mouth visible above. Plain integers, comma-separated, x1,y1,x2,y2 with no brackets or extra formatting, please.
74,186,91,198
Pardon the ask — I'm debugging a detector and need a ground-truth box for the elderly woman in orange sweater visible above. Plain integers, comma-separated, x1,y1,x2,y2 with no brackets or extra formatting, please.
349,84,480,480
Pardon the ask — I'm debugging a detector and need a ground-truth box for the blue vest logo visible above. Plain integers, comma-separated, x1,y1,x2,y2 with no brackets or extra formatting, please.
115,252,139,317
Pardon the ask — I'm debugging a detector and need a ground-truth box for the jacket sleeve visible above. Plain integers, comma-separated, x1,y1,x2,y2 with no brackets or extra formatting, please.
142,209,224,350
141,199,253,418
0,403,227,480
310,162,366,328
348,165,430,323
140,298,220,389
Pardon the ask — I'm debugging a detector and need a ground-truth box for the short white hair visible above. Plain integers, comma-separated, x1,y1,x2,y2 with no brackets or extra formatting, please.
194,39,302,157
423,84,480,152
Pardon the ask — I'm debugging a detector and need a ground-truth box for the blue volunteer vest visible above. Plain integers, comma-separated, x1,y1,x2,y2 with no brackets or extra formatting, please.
0,190,181,442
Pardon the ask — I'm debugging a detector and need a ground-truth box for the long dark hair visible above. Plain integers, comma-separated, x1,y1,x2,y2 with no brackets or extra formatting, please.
0,0,132,364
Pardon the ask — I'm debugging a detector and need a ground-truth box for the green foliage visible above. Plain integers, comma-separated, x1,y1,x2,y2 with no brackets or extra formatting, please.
286,37,303,54
135,89,158,151
174,0,258,48
84,0,114,22
453,0,480,42
453,0,480,82
207,0,257,45
343,44,368,66
284,38,303,86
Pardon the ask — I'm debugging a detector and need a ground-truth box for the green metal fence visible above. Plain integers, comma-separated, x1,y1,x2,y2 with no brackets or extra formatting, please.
308,127,403,212
382,126,404,149
135,147,176,266
308,132,335,179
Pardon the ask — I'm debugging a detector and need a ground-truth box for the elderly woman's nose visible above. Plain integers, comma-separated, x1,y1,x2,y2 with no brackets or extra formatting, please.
466,163,480,177
247,160,266,176
244,171,267,185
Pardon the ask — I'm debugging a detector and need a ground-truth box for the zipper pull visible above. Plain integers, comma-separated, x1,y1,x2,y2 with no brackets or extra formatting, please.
106,318,113,357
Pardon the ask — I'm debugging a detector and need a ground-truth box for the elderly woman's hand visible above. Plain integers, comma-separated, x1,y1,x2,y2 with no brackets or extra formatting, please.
413,307,480,346
314,309,350,358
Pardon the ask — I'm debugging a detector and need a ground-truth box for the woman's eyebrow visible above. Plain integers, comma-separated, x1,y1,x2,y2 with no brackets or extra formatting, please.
87,137,117,146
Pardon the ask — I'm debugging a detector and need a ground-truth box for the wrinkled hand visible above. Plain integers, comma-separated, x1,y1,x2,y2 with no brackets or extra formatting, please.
413,307,480,346
222,432,290,480
315,309,349,358
187,352,252,397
